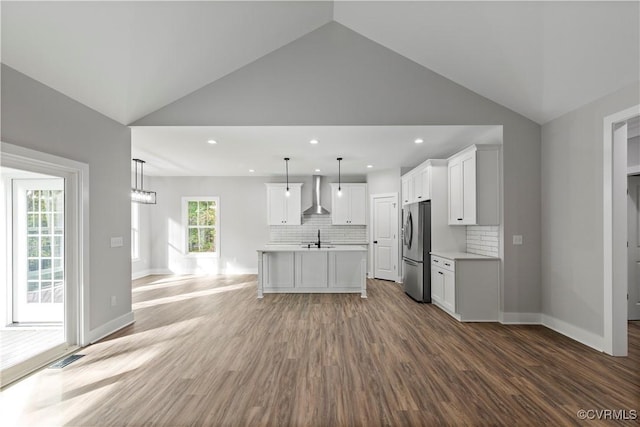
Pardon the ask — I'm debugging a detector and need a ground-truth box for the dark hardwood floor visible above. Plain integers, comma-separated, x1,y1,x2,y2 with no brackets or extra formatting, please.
3,275,639,426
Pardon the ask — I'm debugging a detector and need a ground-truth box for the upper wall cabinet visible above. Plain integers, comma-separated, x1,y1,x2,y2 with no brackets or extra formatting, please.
266,183,302,225
448,145,500,225
401,162,433,205
330,183,367,225
401,176,411,205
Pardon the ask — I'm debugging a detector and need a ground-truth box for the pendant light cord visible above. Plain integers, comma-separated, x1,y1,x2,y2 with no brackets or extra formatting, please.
337,157,343,191
284,157,290,191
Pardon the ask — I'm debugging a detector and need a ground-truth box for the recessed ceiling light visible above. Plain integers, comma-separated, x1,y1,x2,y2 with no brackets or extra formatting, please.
367,165,373,168
309,139,319,145
207,139,217,144
414,138,424,144
315,168,321,172
249,169,255,173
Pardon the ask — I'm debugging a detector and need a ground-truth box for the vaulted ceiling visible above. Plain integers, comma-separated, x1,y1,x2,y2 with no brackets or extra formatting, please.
2,1,638,126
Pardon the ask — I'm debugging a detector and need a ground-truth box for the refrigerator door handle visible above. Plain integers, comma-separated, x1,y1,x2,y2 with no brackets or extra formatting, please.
404,212,413,248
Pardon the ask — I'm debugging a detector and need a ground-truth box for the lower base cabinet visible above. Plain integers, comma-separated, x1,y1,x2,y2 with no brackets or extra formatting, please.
258,249,367,297
295,252,328,288
263,252,294,289
430,255,499,321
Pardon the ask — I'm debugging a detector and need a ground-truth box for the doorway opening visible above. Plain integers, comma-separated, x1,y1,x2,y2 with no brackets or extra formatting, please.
1,142,89,387
1,170,66,373
603,105,640,356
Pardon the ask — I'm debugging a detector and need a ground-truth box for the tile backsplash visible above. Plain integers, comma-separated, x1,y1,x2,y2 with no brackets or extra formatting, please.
466,225,500,257
269,214,367,244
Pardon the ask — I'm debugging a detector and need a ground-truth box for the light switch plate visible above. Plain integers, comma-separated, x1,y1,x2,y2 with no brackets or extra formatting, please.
110,237,124,247
513,235,523,245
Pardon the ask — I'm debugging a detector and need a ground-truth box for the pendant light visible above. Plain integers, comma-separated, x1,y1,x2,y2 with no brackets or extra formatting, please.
131,158,157,204
337,157,343,197
284,157,291,197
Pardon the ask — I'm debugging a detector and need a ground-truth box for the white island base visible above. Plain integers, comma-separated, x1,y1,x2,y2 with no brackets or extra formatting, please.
257,246,367,298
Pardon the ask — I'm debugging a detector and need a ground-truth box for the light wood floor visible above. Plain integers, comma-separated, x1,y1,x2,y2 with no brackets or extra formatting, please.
2,275,639,426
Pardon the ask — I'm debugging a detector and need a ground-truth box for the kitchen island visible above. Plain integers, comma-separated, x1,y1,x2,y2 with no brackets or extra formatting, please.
257,245,367,298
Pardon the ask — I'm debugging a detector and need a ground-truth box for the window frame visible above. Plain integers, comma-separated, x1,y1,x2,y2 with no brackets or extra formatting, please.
181,196,220,258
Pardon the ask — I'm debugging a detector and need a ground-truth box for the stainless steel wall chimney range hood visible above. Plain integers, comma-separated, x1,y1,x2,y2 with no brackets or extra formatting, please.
303,175,330,215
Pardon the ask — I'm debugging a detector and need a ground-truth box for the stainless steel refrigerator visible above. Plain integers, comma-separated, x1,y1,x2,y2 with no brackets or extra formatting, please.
402,201,431,302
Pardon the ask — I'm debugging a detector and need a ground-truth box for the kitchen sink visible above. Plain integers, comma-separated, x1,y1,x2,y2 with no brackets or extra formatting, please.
300,244,335,249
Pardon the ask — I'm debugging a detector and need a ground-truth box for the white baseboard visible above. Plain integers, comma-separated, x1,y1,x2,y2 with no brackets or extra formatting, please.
499,312,604,353
88,311,135,344
132,269,152,280
500,312,542,324
541,314,604,352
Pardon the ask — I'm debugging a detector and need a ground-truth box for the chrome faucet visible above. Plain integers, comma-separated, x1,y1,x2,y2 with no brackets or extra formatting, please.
316,229,321,248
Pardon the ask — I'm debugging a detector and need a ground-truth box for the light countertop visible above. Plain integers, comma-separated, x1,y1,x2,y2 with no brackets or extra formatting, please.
430,251,499,261
258,245,367,253
267,242,368,246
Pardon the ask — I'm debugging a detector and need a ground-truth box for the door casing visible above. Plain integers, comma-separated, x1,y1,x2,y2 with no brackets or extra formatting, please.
370,193,400,282
1,142,90,348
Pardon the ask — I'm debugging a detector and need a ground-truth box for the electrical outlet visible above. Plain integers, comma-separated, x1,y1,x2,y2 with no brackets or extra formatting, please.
513,235,523,245
111,296,117,306
110,237,123,248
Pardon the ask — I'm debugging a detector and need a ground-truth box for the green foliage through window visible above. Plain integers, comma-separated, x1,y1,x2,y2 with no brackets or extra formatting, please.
186,199,218,253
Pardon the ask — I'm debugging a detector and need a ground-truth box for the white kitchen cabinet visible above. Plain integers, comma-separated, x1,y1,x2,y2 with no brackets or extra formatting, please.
431,255,455,311
328,251,365,289
257,247,367,297
330,183,367,225
413,164,432,202
401,162,433,205
262,252,295,289
447,145,500,225
430,264,444,304
430,253,499,321
401,176,411,205
411,171,423,202
442,268,456,313
295,252,328,288
266,183,302,225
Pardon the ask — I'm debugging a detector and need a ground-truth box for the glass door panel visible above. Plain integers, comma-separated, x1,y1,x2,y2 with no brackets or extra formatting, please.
13,180,64,323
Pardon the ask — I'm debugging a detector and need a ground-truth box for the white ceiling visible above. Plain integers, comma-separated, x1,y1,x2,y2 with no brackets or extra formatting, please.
132,125,502,176
2,1,637,177
2,1,637,126
1,1,333,125
334,1,640,124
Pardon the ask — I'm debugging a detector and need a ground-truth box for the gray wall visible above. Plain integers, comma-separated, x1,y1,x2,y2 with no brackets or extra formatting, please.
541,82,640,336
367,168,401,196
1,64,132,331
146,174,366,273
148,176,269,274
135,22,542,315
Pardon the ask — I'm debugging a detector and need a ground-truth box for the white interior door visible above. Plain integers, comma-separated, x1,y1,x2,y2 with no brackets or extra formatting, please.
13,179,65,323
372,195,398,281
628,175,640,320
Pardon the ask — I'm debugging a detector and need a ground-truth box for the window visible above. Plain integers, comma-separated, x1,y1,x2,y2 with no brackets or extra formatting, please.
131,202,139,260
182,197,219,256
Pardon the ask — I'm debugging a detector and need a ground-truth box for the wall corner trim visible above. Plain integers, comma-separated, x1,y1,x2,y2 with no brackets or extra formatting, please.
88,311,134,344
